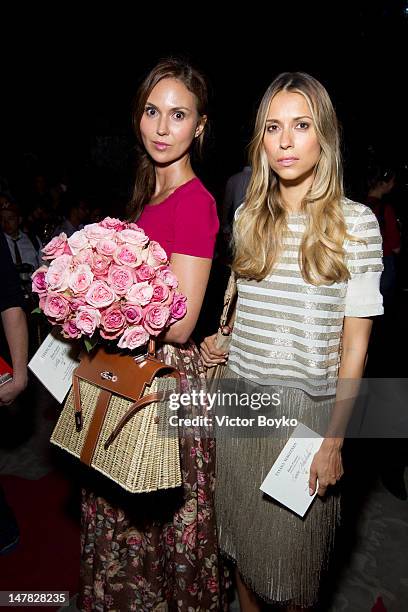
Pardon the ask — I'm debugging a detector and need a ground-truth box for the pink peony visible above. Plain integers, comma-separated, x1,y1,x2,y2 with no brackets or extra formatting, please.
31,266,48,294
95,238,117,257
41,233,68,260
151,279,170,303
100,305,126,340
92,253,111,278
118,228,149,248
67,229,90,254
157,267,179,289
126,282,153,306
143,303,170,336
62,318,82,339
117,325,149,350
121,303,143,325
43,293,71,321
75,306,101,336
108,265,135,296
113,244,142,268
100,217,126,231
85,280,116,308
144,241,168,267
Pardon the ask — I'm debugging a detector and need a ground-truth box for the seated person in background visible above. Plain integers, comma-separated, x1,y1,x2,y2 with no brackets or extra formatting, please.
0,198,41,272
52,194,89,238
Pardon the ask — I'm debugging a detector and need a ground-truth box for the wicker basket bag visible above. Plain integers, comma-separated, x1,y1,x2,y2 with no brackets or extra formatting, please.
51,340,181,493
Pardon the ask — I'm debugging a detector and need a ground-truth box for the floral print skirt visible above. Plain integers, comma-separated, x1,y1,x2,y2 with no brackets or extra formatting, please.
78,341,229,612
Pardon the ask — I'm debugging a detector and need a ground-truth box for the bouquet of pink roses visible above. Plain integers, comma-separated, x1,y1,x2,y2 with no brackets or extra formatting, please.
31,217,187,351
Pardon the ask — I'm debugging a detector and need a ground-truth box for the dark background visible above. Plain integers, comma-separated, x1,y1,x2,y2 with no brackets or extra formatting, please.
1,2,407,206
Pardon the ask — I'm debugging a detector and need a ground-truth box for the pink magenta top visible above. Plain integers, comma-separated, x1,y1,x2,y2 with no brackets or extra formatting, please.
137,178,219,260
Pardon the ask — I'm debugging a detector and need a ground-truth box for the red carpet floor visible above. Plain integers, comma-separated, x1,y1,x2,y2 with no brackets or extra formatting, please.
0,470,80,607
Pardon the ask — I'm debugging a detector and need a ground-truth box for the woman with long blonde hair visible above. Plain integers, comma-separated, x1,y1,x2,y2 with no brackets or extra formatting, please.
201,72,383,610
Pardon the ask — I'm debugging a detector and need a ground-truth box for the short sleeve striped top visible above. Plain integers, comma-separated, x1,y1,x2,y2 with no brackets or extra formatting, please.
228,199,383,396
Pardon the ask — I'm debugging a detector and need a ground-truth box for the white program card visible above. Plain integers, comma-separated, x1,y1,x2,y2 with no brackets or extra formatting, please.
28,330,81,403
260,422,323,517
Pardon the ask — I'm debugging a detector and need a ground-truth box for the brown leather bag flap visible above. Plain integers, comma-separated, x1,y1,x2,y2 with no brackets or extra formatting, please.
74,346,178,402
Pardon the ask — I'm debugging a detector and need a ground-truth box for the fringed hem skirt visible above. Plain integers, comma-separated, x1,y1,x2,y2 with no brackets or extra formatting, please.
215,368,340,608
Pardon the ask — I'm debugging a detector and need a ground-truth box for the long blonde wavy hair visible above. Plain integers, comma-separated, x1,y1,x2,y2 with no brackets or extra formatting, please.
233,72,351,285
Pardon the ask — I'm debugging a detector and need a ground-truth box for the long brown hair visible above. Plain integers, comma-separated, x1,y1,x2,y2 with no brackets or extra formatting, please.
233,72,352,285
129,57,209,220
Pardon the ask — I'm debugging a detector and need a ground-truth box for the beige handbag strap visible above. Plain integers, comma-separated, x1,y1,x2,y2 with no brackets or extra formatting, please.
219,270,237,330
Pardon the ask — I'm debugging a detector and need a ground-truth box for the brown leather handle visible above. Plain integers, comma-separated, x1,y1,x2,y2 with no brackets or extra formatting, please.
148,338,156,358
104,390,170,449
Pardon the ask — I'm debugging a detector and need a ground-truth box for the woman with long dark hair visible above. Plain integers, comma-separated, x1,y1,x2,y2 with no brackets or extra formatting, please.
79,58,228,611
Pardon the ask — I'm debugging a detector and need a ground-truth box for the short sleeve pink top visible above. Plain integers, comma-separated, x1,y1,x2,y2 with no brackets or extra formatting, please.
137,178,219,260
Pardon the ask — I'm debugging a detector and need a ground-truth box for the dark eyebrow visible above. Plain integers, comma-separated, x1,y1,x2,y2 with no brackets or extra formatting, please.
266,115,313,123
145,102,191,112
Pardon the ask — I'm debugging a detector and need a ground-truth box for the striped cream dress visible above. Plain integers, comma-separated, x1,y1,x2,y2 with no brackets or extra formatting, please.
216,199,383,607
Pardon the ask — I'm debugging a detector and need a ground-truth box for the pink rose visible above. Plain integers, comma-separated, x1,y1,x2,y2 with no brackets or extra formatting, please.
41,233,68,260
119,228,149,248
187,583,198,597
144,241,168,267
207,578,219,594
95,238,117,257
84,223,115,246
43,293,71,321
31,266,48,294
170,292,187,321
108,265,135,296
100,217,126,231
151,279,170,303
45,258,71,292
75,306,101,336
181,522,196,550
68,264,94,294
69,297,87,312
143,303,170,336
92,253,111,278
67,229,90,254
157,267,179,289
51,253,73,271
121,303,142,325
165,529,175,547
62,318,82,339
73,248,94,267
126,532,143,547
118,325,149,350
100,305,126,340
114,244,142,268
135,263,155,282
86,280,116,308
126,282,153,306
